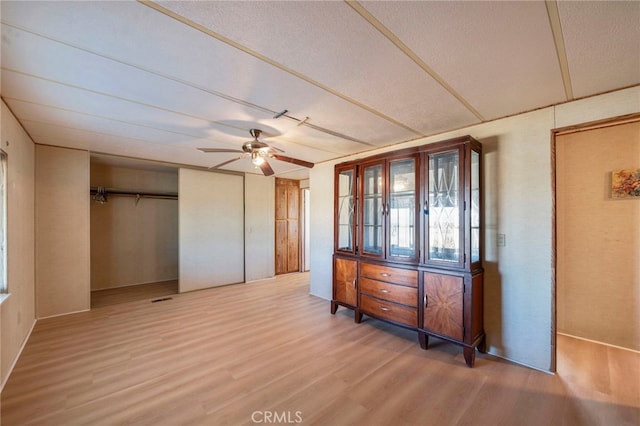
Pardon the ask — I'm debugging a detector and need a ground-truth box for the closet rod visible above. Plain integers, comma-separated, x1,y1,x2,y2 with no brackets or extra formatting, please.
90,186,178,200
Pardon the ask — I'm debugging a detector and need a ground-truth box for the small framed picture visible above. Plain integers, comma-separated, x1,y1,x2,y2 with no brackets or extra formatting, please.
611,168,640,199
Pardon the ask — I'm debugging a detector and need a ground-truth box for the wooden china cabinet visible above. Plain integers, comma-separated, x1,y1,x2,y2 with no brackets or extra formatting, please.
331,135,485,367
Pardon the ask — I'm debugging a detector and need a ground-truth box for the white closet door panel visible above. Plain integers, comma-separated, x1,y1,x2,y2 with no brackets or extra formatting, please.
244,174,275,282
179,169,244,292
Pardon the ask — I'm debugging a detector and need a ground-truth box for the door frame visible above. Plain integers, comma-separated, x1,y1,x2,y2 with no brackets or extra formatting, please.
550,112,640,372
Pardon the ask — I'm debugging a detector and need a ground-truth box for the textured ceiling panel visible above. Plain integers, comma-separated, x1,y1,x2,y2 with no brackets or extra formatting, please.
1,70,244,144
558,1,640,99
362,1,566,120
155,0,479,136
1,25,283,135
6,99,191,146
0,1,638,177
1,1,417,154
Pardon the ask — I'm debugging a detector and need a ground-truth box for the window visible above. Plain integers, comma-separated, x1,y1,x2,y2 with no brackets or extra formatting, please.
1,150,6,294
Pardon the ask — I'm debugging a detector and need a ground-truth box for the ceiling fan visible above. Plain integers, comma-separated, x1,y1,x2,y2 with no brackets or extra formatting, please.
197,129,314,176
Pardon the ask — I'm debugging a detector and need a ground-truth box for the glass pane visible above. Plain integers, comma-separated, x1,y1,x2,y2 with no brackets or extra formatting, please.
337,170,355,251
471,151,480,262
362,164,383,255
389,159,415,258
428,151,460,262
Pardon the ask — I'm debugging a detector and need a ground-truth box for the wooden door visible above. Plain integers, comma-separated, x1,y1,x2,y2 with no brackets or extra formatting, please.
275,178,299,274
423,272,464,341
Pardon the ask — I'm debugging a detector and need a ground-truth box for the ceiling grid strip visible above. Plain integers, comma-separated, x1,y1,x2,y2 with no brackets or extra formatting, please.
139,0,423,138
545,0,574,101
345,1,485,122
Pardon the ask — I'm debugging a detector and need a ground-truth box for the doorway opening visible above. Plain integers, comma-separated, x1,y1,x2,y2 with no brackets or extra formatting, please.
552,114,640,373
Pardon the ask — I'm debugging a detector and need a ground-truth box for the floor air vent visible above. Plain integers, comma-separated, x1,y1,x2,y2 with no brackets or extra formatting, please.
151,297,173,303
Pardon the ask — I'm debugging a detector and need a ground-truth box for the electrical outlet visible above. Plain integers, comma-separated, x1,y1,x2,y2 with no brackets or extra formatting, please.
497,233,506,247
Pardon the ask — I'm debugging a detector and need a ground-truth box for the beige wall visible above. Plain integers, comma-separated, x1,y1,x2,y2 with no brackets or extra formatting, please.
310,86,640,371
90,164,178,290
556,120,640,350
35,145,90,318
0,101,36,388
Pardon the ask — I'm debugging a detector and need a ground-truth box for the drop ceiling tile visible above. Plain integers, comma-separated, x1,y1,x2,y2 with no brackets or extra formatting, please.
558,1,640,98
362,1,567,120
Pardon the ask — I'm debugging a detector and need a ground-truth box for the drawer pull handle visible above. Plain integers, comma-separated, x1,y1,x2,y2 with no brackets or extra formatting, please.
380,289,390,293
380,273,391,277
380,306,391,311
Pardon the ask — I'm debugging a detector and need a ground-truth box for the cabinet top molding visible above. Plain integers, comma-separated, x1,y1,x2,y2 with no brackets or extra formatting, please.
335,135,481,168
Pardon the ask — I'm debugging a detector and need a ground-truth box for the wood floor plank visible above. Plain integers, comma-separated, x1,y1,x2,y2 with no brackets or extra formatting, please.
2,273,639,425
91,280,179,308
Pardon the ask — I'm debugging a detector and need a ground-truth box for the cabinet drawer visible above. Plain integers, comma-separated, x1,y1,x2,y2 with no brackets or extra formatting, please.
360,263,418,287
360,294,418,327
360,277,417,307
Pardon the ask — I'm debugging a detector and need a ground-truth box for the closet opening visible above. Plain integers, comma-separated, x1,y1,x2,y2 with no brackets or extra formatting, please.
90,154,179,308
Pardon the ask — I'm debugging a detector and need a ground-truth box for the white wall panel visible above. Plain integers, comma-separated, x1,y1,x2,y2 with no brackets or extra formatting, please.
179,169,244,292
35,145,90,318
244,174,275,282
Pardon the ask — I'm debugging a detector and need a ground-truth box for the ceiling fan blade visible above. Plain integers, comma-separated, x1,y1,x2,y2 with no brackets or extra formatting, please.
209,156,244,169
198,148,244,153
272,154,314,169
267,145,285,153
259,159,275,176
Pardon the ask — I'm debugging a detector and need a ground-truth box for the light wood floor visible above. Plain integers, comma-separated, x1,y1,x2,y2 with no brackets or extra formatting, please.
91,280,179,309
2,273,638,425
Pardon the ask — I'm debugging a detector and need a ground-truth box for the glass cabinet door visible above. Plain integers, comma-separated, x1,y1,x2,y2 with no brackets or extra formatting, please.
336,167,356,253
388,158,416,259
362,163,383,256
471,150,480,263
427,150,462,264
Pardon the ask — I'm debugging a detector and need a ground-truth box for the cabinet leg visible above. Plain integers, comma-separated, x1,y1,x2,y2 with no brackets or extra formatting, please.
477,336,487,354
354,309,362,324
463,347,476,368
330,301,338,315
418,332,428,350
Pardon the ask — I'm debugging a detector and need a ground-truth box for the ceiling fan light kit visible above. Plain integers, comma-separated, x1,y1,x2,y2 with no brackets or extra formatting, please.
251,151,265,166
197,128,314,176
